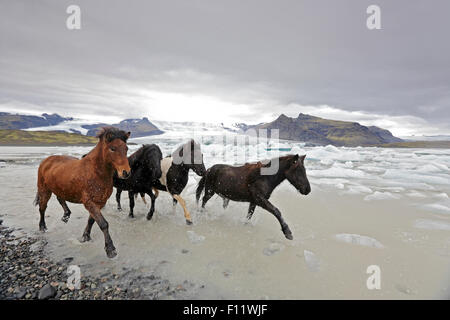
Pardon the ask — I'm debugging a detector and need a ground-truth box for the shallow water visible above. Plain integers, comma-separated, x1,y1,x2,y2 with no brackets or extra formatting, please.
1,140,449,299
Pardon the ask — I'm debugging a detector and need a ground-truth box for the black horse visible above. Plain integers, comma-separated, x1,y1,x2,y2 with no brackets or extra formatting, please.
114,144,163,219
196,154,311,240
151,139,206,225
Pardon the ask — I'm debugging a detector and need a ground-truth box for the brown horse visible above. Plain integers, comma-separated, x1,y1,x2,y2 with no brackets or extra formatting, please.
196,154,311,240
34,127,131,258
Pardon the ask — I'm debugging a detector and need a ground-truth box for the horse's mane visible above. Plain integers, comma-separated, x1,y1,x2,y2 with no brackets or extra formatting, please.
246,155,295,184
128,144,160,168
97,127,129,143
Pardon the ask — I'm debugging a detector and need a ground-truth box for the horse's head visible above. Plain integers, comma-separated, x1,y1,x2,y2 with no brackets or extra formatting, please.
285,154,311,195
139,144,163,183
173,139,206,176
97,127,131,179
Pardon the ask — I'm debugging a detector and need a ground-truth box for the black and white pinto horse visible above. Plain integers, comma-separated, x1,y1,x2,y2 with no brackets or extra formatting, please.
114,144,163,219
152,139,206,225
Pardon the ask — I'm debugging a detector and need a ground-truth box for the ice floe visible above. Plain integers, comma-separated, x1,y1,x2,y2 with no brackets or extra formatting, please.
187,231,206,244
334,234,384,248
414,219,450,231
303,250,320,272
364,192,400,201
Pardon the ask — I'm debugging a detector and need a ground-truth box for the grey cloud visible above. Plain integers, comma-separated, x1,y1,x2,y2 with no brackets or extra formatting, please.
0,0,449,134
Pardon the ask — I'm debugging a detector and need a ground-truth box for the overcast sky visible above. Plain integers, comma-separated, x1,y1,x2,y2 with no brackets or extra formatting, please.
1,0,449,136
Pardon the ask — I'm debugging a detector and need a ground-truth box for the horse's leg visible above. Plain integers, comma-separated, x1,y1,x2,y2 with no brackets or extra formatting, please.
80,216,95,242
116,189,122,211
84,202,116,258
128,191,135,218
247,203,256,220
146,189,156,221
201,187,214,208
57,197,71,223
152,187,159,199
38,190,52,232
140,192,147,205
222,198,230,209
172,194,192,225
173,198,178,206
252,194,293,240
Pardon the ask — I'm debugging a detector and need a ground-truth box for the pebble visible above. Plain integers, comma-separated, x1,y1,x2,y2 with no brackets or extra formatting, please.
38,284,56,300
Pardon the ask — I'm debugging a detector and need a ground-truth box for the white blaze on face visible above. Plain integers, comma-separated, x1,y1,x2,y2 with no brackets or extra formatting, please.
159,157,173,187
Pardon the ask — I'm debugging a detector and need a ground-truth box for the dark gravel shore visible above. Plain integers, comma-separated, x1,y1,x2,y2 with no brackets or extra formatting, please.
0,221,201,300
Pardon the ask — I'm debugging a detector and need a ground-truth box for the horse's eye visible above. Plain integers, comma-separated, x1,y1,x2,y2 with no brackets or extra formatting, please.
110,147,116,152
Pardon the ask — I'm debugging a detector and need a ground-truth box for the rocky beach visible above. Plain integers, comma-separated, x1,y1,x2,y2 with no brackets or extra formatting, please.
0,220,201,300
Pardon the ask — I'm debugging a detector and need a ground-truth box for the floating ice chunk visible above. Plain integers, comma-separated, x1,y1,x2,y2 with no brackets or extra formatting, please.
263,243,285,256
382,169,450,185
309,167,367,179
344,161,353,168
358,165,386,174
320,158,334,166
381,187,405,193
406,191,426,198
415,164,440,173
414,219,450,231
364,192,400,201
416,163,449,173
345,185,372,194
336,183,345,190
303,250,320,272
432,193,449,200
324,145,340,153
335,234,384,248
422,203,450,214
186,231,205,244
312,178,350,186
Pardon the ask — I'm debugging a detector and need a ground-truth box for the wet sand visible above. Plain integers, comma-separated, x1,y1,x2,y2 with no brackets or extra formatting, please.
1,162,449,299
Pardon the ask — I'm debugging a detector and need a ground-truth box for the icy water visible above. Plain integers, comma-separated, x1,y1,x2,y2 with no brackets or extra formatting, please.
1,134,450,299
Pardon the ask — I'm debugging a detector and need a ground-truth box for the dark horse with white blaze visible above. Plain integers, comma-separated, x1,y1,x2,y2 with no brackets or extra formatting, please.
34,127,131,258
151,139,206,224
114,144,163,219
196,154,311,240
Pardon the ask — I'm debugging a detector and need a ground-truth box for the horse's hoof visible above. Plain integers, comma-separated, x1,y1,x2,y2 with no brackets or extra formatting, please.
117,207,122,212
61,215,70,223
39,225,47,232
80,235,91,243
282,226,293,240
186,220,193,225
146,214,153,221
106,248,117,259
128,213,134,218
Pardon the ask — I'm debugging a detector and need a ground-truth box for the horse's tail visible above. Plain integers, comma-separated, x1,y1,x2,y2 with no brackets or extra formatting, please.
196,175,206,204
33,192,40,206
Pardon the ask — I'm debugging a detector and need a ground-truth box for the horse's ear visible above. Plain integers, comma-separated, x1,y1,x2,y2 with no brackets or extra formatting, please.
292,154,299,164
126,132,131,139
300,154,306,164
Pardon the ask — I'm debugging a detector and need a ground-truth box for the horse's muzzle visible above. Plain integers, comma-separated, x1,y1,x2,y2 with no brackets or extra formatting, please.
301,185,311,195
118,170,131,179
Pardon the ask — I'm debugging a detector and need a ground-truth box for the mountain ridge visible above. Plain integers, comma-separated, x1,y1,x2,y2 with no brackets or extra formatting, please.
240,113,403,147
